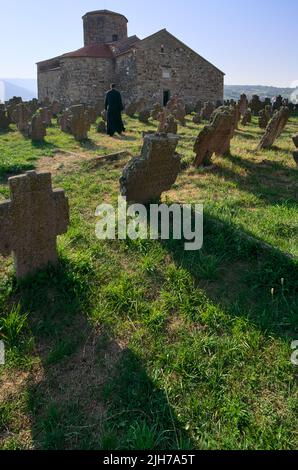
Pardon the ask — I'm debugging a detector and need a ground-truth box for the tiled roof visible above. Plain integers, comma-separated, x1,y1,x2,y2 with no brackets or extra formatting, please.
62,43,114,59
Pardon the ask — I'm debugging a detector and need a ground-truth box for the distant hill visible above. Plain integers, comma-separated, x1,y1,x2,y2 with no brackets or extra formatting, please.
0,79,296,103
0,79,37,102
224,85,295,101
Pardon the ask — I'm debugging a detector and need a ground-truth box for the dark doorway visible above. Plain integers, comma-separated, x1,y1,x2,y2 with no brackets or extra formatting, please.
163,90,170,107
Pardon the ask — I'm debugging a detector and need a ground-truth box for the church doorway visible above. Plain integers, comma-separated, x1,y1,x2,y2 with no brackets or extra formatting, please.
163,90,170,107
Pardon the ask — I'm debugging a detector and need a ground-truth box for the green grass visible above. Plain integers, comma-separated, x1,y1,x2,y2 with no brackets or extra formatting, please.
0,114,297,450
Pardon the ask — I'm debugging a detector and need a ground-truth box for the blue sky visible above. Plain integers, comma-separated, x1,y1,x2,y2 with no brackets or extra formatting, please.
1,0,297,86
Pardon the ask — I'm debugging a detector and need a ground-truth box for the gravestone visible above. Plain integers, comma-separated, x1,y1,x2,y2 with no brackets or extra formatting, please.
250,95,263,115
69,105,91,141
39,107,52,127
0,171,69,279
157,111,178,134
30,111,47,141
97,120,107,133
138,109,151,124
293,135,298,167
52,101,62,116
59,109,72,133
193,106,235,167
273,95,283,112
201,101,215,121
175,103,186,126
192,113,201,124
238,93,248,116
0,109,10,130
151,103,163,120
231,103,241,131
15,103,32,132
258,106,290,149
194,100,202,113
241,109,252,126
120,133,180,204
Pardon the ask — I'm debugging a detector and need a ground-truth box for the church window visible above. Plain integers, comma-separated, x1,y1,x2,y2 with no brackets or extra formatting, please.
161,45,165,53
112,34,118,42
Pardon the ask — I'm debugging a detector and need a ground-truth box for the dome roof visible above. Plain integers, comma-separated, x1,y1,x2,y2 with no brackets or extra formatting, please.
82,10,128,22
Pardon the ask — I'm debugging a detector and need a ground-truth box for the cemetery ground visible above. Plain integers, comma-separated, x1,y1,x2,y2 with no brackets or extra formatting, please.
0,114,297,450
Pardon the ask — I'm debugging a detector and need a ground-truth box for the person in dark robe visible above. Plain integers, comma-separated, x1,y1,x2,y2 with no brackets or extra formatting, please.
105,84,125,137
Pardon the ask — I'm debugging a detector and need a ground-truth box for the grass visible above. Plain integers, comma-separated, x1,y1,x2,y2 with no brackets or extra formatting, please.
0,113,297,450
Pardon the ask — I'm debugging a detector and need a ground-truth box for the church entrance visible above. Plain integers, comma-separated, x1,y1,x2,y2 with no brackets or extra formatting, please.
163,90,170,107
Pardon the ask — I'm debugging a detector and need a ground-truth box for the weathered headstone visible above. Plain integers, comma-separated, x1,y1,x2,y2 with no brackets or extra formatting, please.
273,95,283,112
30,111,47,141
97,120,107,133
201,101,215,121
120,133,180,204
69,105,91,141
192,113,201,124
39,107,52,127
193,106,235,167
0,171,69,279
231,103,241,131
241,108,252,126
15,103,32,132
151,103,163,120
238,94,248,116
0,109,10,130
138,109,151,124
174,103,186,126
157,111,178,134
59,109,72,133
258,107,290,149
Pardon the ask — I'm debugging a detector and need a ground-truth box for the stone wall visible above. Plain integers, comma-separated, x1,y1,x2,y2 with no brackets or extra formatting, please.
117,30,224,107
38,57,115,108
83,12,128,46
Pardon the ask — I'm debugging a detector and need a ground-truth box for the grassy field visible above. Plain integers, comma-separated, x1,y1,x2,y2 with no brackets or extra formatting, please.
0,114,297,450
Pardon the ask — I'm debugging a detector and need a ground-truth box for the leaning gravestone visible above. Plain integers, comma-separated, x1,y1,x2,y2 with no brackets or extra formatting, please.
120,133,180,204
258,107,290,149
0,171,69,279
193,106,235,167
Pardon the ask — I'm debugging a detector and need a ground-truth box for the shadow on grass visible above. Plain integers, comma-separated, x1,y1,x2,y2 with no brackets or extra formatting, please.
6,258,193,450
0,163,36,184
160,210,298,340
214,151,298,205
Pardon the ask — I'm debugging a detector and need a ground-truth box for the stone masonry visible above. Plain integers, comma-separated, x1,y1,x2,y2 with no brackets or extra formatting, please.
37,10,224,109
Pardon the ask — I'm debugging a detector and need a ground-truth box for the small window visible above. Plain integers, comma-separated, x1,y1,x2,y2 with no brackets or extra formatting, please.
161,45,165,53
162,68,171,79
112,34,118,42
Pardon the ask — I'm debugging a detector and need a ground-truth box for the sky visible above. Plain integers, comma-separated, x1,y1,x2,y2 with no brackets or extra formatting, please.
0,0,297,87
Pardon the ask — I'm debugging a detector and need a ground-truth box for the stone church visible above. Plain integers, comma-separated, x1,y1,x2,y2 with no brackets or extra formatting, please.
37,10,224,109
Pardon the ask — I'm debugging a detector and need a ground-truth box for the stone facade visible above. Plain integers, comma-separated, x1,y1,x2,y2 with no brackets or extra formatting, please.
37,10,224,109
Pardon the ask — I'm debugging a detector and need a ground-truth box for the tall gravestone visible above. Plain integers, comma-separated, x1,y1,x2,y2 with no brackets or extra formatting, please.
193,106,235,167
0,171,69,279
120,133,181,204
258,107,290,149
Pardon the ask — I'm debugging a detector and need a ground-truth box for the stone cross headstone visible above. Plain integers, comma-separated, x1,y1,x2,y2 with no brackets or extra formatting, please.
0,171,69,279
151,103,163,120
258,106,290,149
157,111,178,134
120,133,181,204
138,109,151,124
193,106,235,167
15,103,32,132
201,101,215,121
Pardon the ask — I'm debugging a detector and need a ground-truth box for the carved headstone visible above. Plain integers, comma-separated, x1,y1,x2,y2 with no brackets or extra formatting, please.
120,133,181,204
39,107,52,127
157,111,178,134
0,171,69,279
15,103,32,132
193,106,235,167
250,95,263,116
258,107,290,149
59,109,72,133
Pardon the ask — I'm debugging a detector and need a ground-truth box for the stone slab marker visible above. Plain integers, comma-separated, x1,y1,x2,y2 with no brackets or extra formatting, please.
120,133,180,204
0,171,69,279
258,106,290,149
